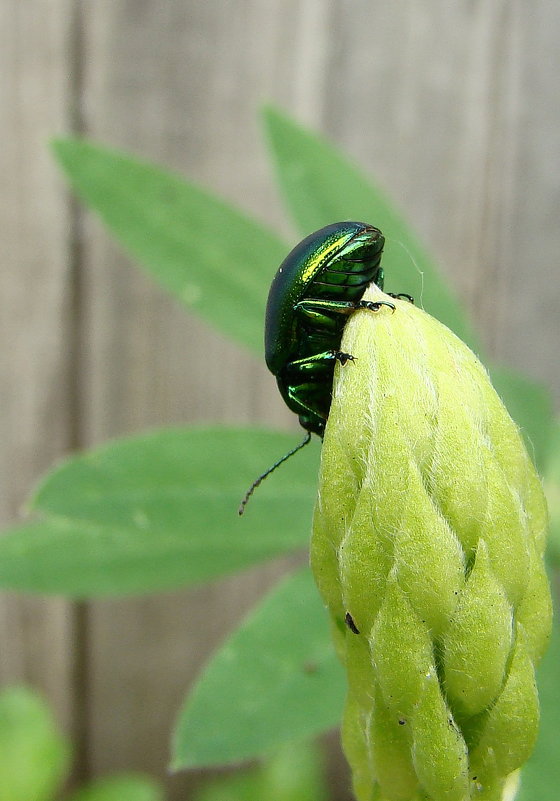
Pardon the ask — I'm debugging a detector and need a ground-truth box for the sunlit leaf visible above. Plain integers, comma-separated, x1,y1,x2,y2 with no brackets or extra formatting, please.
53,138,286,353
172,567,344,768
263,105,478,350
263,107,557,465
0,428,319,597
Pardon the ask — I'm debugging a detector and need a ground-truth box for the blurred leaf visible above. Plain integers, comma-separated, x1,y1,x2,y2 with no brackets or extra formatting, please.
259,740,328,801
516,610,560,801
53,125,550,478
263,105,478,350
543,420,560,564
0,686,70,801
52,138,286,354
0,428,319,597
172,567,344,769
193,741,328,801
193,770,262,801
263,106,556,471
67,775,164,801
489,365,554,473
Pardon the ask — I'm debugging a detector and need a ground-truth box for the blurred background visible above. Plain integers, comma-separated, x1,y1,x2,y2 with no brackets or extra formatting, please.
1,2,559,799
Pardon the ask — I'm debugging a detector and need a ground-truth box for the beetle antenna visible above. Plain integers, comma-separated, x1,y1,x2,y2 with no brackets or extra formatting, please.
238,431,312,516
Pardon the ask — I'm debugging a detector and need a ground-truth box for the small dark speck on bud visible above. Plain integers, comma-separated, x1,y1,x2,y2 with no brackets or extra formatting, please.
345,612,360,634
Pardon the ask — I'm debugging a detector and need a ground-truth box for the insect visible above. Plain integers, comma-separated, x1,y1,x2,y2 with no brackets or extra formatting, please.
239,221,406,515
345,611,360,634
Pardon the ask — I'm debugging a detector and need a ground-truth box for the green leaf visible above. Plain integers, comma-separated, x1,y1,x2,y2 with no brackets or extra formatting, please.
192,767,265,801
172,567,344,768
52,138,286,354
264,106,551,472
192,741,328,801
0,427,319,597
66,775,164,801
489,365,554,473
263,105,478,351
0,686,70,801
543,420,560,565
516,609,560,801
193,770,263,801
259,741,328,801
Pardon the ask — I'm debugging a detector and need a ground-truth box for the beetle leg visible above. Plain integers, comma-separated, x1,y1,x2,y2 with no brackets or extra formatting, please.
294,298,358,314
358,299,396,313
287,350,355,374
293,298,358,329
387,292,414,304
286,383,328,422
333,351,356,366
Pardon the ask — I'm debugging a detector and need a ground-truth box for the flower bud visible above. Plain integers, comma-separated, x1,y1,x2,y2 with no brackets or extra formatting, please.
311,285,552,801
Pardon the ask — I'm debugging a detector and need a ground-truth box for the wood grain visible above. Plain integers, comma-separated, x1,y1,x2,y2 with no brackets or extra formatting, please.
1,2,558,799
0,0,77,736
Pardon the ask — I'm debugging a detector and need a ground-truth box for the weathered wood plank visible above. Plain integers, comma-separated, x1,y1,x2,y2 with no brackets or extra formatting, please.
2,2,557,800
0,0,77,733
77,2,558,798
327,0,560,395
78,3,300,796
498,1,560,396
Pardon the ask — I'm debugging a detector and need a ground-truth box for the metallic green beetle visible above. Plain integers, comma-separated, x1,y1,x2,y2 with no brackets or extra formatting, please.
239,221,403,514
264,220,395,437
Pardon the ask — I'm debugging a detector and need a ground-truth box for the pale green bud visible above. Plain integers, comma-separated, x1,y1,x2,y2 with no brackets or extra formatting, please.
311,285,552,801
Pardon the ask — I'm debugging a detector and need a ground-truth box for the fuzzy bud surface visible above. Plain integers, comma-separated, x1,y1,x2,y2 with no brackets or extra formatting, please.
311,285,552,801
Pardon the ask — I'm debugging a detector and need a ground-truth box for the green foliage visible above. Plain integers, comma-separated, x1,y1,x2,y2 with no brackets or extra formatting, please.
516,614,560,801
0,685,328,801
489,366,554,474
0,428,318,596
257,740,329,801
0,687,69,801
543,419,560,563
263,106,478,351
66,777,164,801
263,108,553,472
191,741,328,801
172,568,344,768
0,686,162,801
51,139,285,354
51,115,553,470
0,106,555,789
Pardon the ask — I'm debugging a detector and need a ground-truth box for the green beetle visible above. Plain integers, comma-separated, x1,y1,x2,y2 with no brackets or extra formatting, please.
265,221,395,436
239,221,405,514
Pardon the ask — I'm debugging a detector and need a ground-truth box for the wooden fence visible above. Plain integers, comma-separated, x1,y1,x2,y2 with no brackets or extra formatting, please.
2,2,558,798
